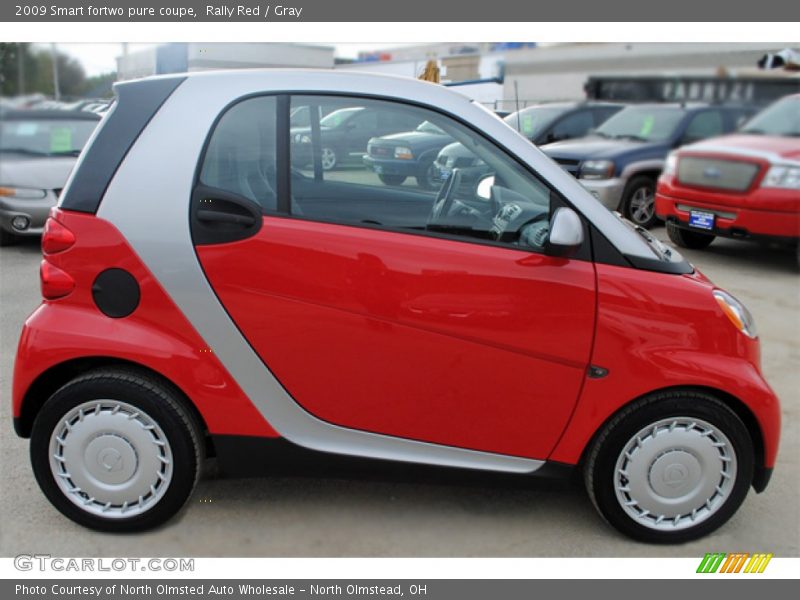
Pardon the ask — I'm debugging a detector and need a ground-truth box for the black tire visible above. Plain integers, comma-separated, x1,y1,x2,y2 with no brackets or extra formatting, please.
584,390,754,544
621,176,658,229
416,159,441,191
379,174,407,186
30,368,203,532
666,221,715,249
0,228,19,247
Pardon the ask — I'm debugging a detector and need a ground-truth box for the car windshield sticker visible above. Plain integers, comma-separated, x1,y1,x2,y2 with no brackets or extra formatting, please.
50,128,73,153
522,114,534,134
640,115,655,137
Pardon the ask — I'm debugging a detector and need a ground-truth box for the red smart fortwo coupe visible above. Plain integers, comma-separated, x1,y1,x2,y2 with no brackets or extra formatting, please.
12,71,780,543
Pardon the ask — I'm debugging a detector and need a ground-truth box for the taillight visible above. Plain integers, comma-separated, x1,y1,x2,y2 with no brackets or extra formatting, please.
40,216,77,299
42,217,76,254
40,260,75,300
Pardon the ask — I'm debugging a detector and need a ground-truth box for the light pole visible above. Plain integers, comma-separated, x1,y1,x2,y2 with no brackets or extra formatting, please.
51,43,61,101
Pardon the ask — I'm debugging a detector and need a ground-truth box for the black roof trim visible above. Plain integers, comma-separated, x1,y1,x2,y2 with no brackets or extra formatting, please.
58,76,186,214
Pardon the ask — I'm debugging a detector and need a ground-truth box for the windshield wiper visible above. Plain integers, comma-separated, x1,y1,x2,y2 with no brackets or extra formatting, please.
740,128,765,135
49,150,82,157
613,134,648,142
0,147,47,156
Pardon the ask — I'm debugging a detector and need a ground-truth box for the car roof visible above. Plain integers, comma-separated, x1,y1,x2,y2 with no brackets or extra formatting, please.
0,109,102,121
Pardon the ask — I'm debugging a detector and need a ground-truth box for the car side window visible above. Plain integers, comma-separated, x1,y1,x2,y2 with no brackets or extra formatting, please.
200,96,278,212
684,110,724,142
290,95,553,253
550,110,594,142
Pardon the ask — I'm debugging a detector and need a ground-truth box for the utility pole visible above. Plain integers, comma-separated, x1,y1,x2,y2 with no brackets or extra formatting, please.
50,43,61,101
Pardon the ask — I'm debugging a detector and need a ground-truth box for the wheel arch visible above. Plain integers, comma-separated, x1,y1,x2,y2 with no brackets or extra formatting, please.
14,356,210,448
577,384,768,492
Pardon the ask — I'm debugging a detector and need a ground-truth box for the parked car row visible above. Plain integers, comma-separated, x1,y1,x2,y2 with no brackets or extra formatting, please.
2,87,797,264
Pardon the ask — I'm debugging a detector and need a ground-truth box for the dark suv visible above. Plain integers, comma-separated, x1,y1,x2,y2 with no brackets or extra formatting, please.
364,120,453,189
541,103,755,227
504,102,624,145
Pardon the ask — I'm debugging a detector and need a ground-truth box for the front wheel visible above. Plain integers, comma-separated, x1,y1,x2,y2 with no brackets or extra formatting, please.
584,390,753,543
621,176,658,229
666,221,715,249
416,159,441,191
30,368,203,532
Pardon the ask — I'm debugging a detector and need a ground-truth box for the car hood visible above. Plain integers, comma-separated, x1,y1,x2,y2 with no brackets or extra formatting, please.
0,154,77,190
372,130,449,146
540,136,667,161
681,134,800,163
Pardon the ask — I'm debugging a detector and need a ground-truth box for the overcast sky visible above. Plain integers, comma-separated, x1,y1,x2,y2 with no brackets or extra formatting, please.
42,43,415,76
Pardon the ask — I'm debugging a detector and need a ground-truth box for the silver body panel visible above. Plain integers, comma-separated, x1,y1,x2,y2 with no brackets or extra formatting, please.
92,70,663,473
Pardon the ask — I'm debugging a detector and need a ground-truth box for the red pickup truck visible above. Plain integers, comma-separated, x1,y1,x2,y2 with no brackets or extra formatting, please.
656,94,800,264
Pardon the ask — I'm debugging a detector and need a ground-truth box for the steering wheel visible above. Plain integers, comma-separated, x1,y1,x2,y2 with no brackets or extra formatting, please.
427,168,462,227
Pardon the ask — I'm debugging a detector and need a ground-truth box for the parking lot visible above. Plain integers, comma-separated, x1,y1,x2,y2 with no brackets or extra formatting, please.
0,228,797,558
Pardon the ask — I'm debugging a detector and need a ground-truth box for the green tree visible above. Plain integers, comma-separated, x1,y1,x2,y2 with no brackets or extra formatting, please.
0,43,93,99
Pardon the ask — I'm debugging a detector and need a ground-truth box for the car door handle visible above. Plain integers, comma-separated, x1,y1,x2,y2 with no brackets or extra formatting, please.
196,209,256,227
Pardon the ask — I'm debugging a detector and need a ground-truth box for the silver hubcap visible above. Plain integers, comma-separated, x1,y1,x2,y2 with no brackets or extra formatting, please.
321,148,336,170
629,186,655,224
49,400,173,518
614,417,737,531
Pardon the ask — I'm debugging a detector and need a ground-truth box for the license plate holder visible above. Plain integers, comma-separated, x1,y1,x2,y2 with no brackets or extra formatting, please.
688,210,715,231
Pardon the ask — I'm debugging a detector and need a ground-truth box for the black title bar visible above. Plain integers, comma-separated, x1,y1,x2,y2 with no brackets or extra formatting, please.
3,0,799,22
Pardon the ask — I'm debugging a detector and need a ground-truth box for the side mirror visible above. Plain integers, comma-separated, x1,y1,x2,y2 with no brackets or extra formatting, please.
546,207,584,257
476,175,495,200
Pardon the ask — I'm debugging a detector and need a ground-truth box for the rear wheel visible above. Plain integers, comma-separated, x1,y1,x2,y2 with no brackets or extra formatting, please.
584,390,753,543
666,221,715,249
320,147,338,171
621,176,658,229
30,368,203,532
379,174,407,186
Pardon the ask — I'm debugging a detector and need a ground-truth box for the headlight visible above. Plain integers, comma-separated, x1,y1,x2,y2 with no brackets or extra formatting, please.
579,160,615,180
0,186,47,200
761,165,800,189
394,146,413,160
662,152,678,177
713,289,757,338
293,133,311,144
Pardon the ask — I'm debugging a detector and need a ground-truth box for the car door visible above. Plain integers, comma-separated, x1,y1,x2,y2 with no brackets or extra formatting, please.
191,93,597,460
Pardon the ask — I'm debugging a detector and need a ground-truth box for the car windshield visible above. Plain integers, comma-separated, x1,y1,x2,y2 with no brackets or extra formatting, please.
416,120,446,134
319,107,363,129
595,106,685,142
0,118,97,156
740,96,800,137
504,105,570,139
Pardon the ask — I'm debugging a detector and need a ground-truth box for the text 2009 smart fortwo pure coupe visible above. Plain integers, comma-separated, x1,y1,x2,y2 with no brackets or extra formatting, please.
12,71,780,543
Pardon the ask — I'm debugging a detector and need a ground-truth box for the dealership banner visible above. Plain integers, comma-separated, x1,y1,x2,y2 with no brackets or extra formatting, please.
2,0,799,22
4,580,798,599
